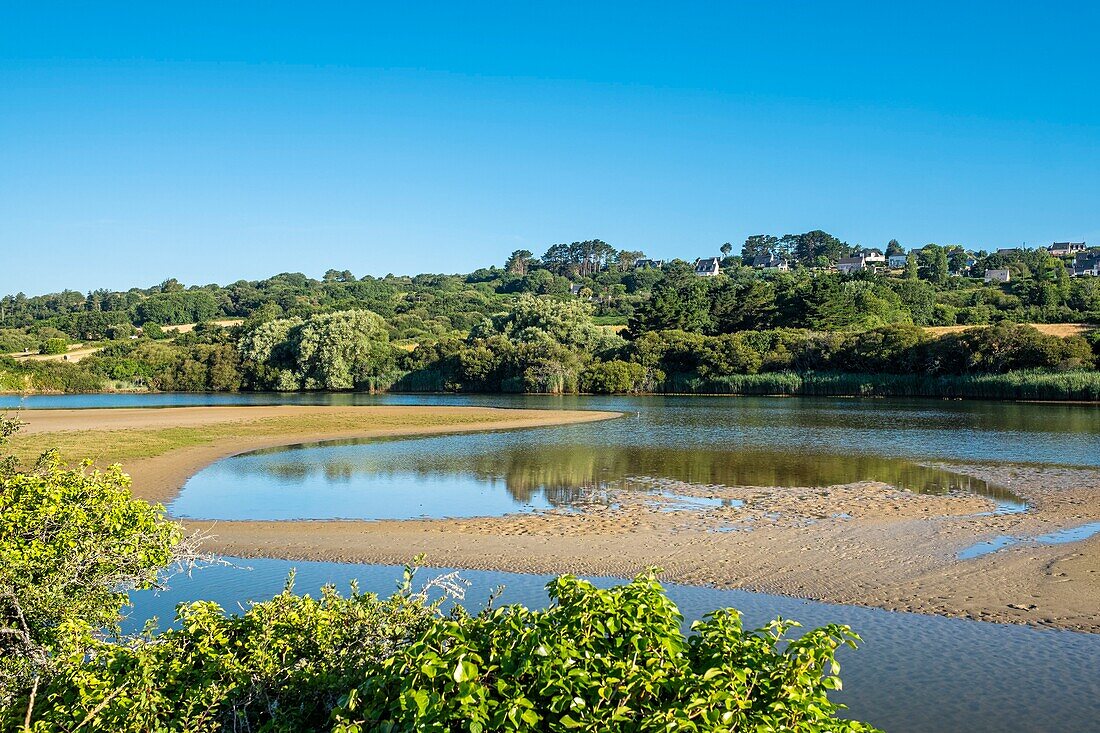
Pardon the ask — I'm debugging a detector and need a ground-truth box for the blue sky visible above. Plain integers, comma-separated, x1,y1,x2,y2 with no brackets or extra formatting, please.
2,2,1099,296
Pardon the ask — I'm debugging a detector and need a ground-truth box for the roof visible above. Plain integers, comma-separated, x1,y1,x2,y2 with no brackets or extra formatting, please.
751,253,786,267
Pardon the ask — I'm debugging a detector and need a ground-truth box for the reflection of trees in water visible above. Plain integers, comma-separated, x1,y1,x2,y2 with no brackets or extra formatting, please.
236,443,1024,509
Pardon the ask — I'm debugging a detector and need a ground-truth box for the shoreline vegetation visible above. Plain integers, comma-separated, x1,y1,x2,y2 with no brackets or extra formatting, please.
2,243,1099,402
5,368,1099,401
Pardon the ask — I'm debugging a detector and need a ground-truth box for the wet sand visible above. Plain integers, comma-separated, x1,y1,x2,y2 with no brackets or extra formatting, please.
14,405,1100,632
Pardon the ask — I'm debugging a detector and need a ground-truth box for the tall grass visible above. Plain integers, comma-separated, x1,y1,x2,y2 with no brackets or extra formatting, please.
675,370,1100,401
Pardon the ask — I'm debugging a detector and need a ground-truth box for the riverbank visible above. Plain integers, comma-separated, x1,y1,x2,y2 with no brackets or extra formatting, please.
9,404,1099,633
9,405,621,504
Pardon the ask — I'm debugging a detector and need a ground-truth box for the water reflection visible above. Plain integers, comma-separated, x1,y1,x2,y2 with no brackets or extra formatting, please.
173,432,1024,521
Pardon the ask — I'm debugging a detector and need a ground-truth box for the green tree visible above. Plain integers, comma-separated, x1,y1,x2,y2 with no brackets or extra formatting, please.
627,277,712,334
579,359,650,393
918,244,949,285
37,338,68,356
505,250,535,276
904,252,919,280
741,235,780,260
295,310,395,391
478,295,607,353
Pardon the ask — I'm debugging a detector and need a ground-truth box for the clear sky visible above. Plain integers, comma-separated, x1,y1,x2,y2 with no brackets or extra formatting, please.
2,1,1099,297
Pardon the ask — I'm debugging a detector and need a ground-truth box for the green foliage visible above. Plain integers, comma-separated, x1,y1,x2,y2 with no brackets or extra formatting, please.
30,581,434,732
132,290,222,326
680,369,1100,400
335,572,876,733
296,310,394,390
0,357,106,394
239,310,397,391
0,451,183,714
477,295,609,353
628,276,712,334
580,359,652,394
37,338,67,356
141,322,166,339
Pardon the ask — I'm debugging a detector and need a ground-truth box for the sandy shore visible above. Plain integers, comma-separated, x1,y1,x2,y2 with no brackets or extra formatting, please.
13,405,1099,632
13,405,620,504
182,468,1100,633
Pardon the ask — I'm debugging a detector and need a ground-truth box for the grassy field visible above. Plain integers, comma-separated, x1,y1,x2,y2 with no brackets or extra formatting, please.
924,323,1096,337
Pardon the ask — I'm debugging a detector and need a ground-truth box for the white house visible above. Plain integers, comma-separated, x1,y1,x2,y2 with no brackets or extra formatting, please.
836,256,867,274
1049,242,1086,257
984,269,1011,283
694,257,721,277
887,254,908,268
862,251,886,264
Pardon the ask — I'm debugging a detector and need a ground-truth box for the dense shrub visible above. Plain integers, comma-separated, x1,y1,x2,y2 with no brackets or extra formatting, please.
334,573,876,733
37,338,68,355
580,359,651,393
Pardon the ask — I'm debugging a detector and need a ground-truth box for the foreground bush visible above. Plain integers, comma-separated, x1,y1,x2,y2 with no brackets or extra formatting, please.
27,580,435,732
335,573,877,732
0,452,183,717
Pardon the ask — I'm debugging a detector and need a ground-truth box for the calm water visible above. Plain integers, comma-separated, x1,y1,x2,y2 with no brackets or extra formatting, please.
4,391,1099,467
173,429,1024,520
128,556,1100,733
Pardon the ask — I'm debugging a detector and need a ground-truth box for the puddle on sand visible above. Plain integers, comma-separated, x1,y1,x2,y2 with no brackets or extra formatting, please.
957,521,1100,560
646,491,743,512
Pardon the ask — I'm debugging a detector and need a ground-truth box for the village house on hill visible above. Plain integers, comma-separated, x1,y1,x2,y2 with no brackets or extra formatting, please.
693,257,721,276
1071,251,1100,277
887,254,908,268
750,253,790,271
836,253,878,274
984,268,1011,283
1049,241,1086,257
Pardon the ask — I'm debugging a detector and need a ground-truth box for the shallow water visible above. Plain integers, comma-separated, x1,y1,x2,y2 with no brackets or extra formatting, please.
958,521,1100,560
171,403,1028,520
128,557,1100,733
